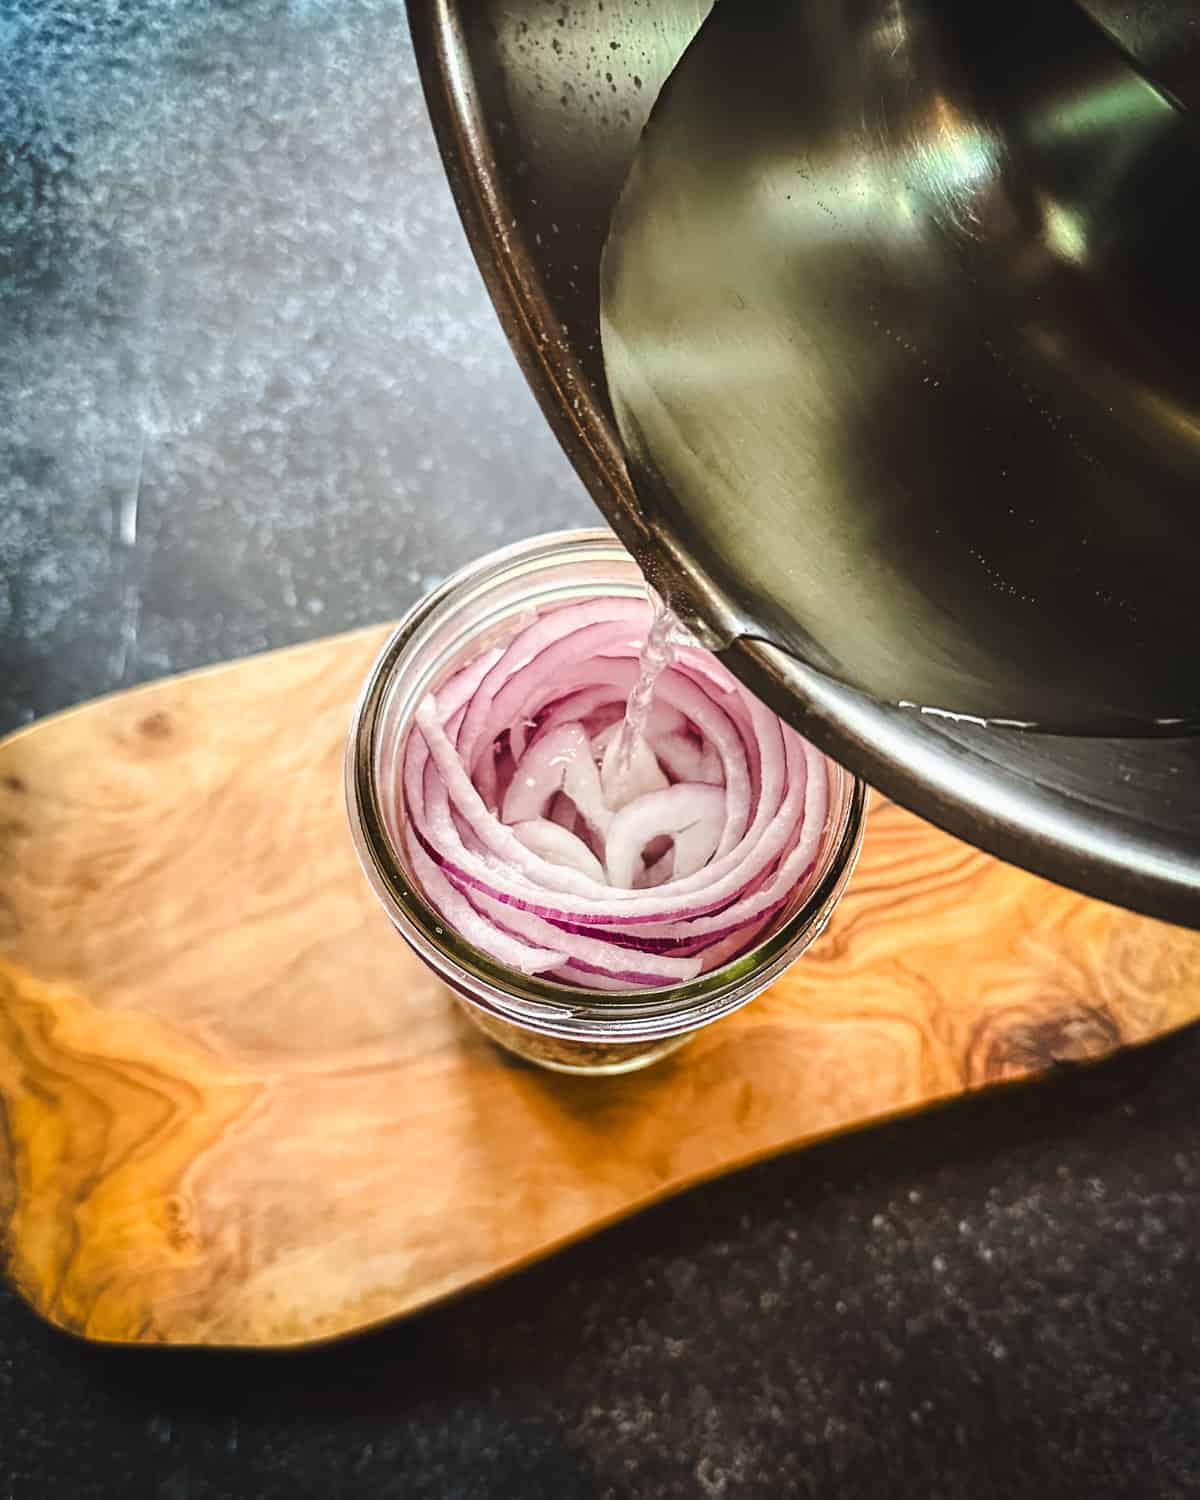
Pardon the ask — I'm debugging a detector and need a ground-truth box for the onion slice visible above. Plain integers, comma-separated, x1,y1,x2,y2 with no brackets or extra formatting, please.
390,597,833,990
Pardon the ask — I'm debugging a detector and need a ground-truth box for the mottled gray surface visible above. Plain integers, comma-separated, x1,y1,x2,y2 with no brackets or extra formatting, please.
3,1038,1200,1499
0,0,591,734
3,5,1200,1498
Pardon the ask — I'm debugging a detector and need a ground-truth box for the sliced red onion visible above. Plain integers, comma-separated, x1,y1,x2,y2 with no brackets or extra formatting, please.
509,818,607,881
411,718,813,927
465,887,703,984
603,783,726,889
466,657,756,857
500,721,613,834
406,839,566,974
599,731,670,810
590,703,687,756
389,597,834,990
652,730,724,786
456,601,652,772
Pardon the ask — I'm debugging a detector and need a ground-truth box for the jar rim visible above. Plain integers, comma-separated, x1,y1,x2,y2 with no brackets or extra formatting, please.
346,528,868,1043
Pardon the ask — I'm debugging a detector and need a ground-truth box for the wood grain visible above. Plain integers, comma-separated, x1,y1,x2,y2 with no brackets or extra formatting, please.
1,627,1198,1348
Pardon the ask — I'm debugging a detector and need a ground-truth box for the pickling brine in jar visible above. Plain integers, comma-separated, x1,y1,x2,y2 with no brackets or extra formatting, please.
347,530,866,1074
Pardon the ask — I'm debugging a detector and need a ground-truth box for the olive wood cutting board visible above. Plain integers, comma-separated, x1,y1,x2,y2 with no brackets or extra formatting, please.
1,626,1198,1349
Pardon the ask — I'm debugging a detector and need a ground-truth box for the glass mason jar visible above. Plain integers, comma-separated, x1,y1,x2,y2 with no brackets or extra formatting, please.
346,529,867,1076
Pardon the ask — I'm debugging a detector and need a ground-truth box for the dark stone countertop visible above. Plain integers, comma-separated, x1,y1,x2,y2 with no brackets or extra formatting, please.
2,5,1199,1497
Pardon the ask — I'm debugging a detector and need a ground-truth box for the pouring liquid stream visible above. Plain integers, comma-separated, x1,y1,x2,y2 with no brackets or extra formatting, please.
616,596,680,770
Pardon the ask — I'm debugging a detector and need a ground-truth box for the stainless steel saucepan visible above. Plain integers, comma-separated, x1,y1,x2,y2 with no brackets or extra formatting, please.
408,0,1200,926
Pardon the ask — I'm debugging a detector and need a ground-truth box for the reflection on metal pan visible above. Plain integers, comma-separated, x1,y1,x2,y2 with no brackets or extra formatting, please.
408,0,1200,927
